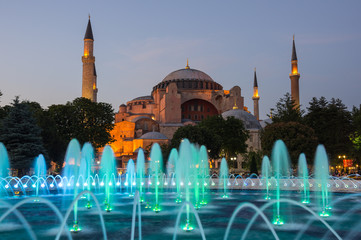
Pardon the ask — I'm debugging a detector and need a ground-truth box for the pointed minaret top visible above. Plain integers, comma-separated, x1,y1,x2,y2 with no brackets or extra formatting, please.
84,18,94,40
253,68,258,88
185,58,190,69
292,35,297,61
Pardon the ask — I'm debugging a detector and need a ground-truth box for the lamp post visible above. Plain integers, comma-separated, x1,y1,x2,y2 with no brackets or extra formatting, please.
230,157,237,169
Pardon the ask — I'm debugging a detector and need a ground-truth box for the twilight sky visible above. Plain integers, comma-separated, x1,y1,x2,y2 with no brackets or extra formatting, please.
0,1,360,119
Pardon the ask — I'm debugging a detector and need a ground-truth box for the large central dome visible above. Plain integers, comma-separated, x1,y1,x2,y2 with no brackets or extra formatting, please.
162,68,214,82
152,63,222,92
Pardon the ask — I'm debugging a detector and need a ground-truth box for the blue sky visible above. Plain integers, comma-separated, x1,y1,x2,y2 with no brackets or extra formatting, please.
0,1,360,119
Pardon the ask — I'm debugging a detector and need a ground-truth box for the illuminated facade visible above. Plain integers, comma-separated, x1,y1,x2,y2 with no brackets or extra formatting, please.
80,20,300,171
109,61,262,169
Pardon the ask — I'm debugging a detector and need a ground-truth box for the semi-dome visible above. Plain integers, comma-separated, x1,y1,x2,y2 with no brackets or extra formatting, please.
131,95,153,101
162,68,214,82
139,131,168,140
222,109,262,130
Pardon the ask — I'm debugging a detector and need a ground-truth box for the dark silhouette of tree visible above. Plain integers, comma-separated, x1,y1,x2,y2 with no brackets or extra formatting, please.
304,97,352,163
270,93,304,123
261,122,318,167
0,97,47,175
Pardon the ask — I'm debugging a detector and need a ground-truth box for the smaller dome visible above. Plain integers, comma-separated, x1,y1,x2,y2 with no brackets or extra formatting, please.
140,132,168,140
120,104,126,107
222,109,261,130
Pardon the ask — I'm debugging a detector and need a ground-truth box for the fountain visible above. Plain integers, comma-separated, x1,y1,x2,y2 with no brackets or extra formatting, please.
80,142,94,209
33,154,46,198
298,153,310,204
0,143,10,178
1,138,361,239
136,148,145,202
149,143,163,212
271,140,290,225
219,158,229,198
261,156,271,200
100,145,116,212
199,145,209,205
126,159,135,197
62,139,82,232
314,144,331,217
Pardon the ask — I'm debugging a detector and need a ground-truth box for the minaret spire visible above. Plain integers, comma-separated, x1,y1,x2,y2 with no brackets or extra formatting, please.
289,35,300,107
252,68,260,120
84,18,94,40
82,17,97,102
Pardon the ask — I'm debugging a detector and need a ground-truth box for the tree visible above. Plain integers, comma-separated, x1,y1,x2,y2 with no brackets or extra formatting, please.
304,97,353,163
242,150,263,175
0,90,7,120
350,104,361,164
199,115,249,160
249,155,258,175
270,93,304,123
170,125,222,159
23,101,67,166
261,122,318,167
48,97,115,150
0,97,47,174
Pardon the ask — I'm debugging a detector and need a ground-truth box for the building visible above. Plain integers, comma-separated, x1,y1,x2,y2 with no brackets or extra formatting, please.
81,19,300,171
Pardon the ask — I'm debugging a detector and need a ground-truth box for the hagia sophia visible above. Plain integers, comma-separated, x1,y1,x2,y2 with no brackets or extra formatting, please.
81,19,301,171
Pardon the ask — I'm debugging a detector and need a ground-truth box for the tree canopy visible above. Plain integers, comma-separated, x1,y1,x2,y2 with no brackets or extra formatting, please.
0,97,47,174
171,115,249,163
199,115,249,160
270,93,304,123
48,97,115,149
261,122,318,167
170,124,221,159
304,97,353,162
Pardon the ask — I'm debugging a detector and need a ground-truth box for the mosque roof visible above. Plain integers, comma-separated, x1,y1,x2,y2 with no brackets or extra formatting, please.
139,132,168,140
162,68,214,82
222,109,262,130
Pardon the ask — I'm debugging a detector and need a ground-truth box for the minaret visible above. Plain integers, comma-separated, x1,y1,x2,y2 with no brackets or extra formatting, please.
252,68,260,120
289,35,300,107
82,16,97,102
